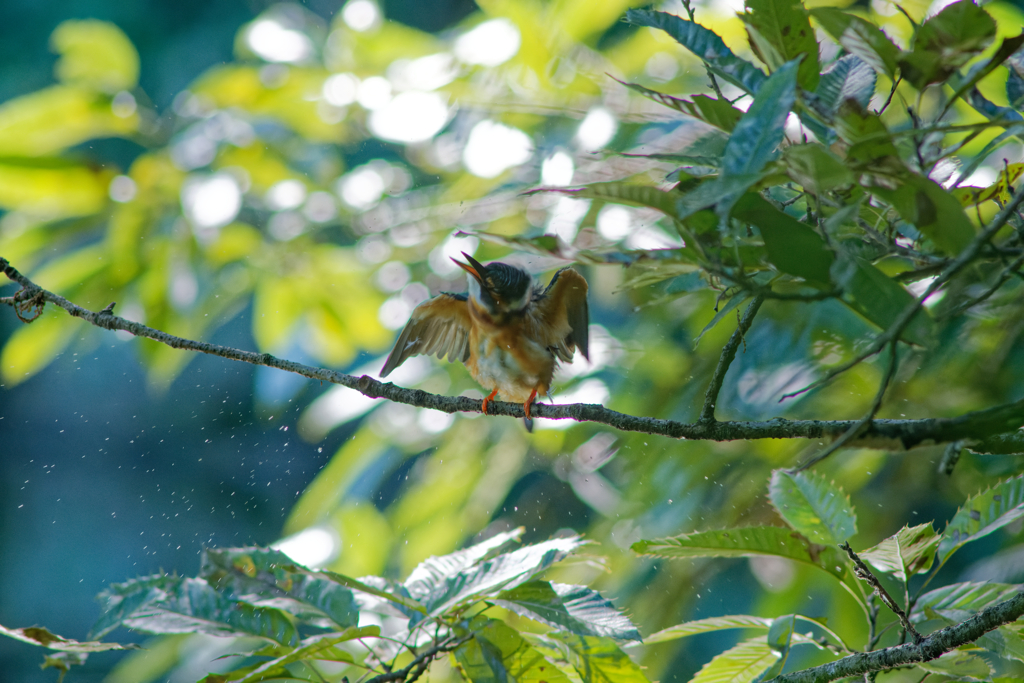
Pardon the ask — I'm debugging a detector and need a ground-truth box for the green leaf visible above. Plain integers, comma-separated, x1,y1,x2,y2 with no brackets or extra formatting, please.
236,628,379,683
917,650,993,681
947,34,1024,112
814,55,876,115
829,249,932,345
421,535,586,616
641,616,772,645
51,20,140,93
1008,62,1024,111
490,581,641,642
722,59,799,179
732,193,834,287
405,529,524,601
616,80,743,131
201,547,360,630
545,632,651,683
859,523,939,583
769,470,857,545
834,100,900,165
91,574,180,640
756,616,795,681
939,473,1024,558
676,175,765,223
898,0,996,89
811,8,899,78
454,618,573,683
912,582,1024,623
0,155,113,217
528,183,679,218
0,623,140,653
632,526,848,581
741,0,820,89
871,175,975,255
626,9,768,95
693,293,749,349
782,144,855,195
98,576,299,645
691,636,778,683
0,309,76,386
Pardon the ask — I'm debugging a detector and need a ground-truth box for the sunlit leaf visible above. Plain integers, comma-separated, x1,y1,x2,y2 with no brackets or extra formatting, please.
51,20,140,93
616,79,743,131
741,0,819,89
405,528,524,600
757,615,795,681
859,523,939,583
641,616,772,645
0,86,137,156
1,309,76,386
626,9,768,94
814,55,876,115
912,582,1024,622
897,0,996,89
811,8,899,78
722,59,799,179
946,34,1024,112
453,618,572,683
939,473,1024,558
235,628,378,683
691,636,778,683
916,650,993,681
769,470,857,545
545,632,651,683
632,526,848,581
0,156,113,217
490,581,641,641
951,164,1024,207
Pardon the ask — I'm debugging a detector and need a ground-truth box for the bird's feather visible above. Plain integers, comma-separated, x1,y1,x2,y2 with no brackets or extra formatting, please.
380,293,472,377
531,267,589,362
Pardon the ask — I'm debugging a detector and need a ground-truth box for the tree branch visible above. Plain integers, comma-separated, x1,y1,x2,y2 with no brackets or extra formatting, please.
700,294,764,423
767,589,1024,683
841,542,922,644
2,257,1023,448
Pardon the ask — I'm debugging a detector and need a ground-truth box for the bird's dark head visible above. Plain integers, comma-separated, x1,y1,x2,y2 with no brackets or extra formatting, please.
452,252,533,318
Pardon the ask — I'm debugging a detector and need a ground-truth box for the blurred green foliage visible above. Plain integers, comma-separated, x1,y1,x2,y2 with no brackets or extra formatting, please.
3,0,1024,681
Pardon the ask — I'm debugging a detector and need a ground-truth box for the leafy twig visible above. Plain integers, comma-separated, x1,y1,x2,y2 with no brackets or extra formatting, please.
841,543,923,644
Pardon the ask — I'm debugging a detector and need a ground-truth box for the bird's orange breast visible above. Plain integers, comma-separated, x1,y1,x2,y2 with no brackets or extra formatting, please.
464,305,556,404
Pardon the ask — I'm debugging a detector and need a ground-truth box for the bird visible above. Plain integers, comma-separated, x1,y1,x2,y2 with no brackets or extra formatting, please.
381,253,589,430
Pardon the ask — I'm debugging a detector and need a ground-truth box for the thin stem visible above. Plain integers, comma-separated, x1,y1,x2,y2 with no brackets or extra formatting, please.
700,295,765,423
842,543,923,644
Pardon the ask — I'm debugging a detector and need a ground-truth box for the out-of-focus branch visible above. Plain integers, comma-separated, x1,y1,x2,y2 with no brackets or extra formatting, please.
2,257,1023,449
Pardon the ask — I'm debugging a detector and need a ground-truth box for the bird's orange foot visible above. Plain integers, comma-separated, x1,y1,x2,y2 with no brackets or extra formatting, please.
523,388,538,432
481,388,499,415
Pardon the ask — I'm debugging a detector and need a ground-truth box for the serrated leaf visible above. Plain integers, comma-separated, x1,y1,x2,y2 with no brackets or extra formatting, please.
912,582,1024,623
626,10,768,95
632,526,848,581
811,9,899,78
940,474,1024,558
490,581,641,642
405,529,523,601
201,547,360,629
546,632,651,683
860,524,939,583
898,0,996,89
917,650,993,681
741,0,820,89
815,55,876,115
617,81,743,131
421,535,586,616
112,577,298,645
0,623,140,653
722,59,799,179
90,574,181,640
692,636,779,683
769,470,857,545
236,627,379,683
641,616,772,645
454,618,573,683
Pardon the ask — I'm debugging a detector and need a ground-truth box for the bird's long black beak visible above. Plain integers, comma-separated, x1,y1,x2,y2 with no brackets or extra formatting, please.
452,252,486,284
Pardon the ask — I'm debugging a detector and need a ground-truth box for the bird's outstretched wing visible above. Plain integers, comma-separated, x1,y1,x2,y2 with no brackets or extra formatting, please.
531,267,589,363
381,293,472,377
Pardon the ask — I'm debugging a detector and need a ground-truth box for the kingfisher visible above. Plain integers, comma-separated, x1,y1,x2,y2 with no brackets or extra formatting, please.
381,253,589,430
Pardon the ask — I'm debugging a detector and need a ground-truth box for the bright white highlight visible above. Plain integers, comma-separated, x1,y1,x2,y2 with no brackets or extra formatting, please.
357,76,392,110
546,196,589,243
454,19,520,67
182,174,242,229
323,73,359,106
541,379,610,430
389,53,457,92
247,19,313,63
575,107,618,150
428,232,479,276
463,120,533,178
109,175,137,203
418,408,455,433
597,205,632,241
342,0,380,32
541,151,574,186
273,527,339,568
369,91,450,144
337,165,386,210
266,179,307,211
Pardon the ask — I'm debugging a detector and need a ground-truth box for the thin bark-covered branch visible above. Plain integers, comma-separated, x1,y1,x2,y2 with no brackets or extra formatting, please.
700,294,764,423
767,589,1024,683
2,258,1023,448
841,542,922,644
